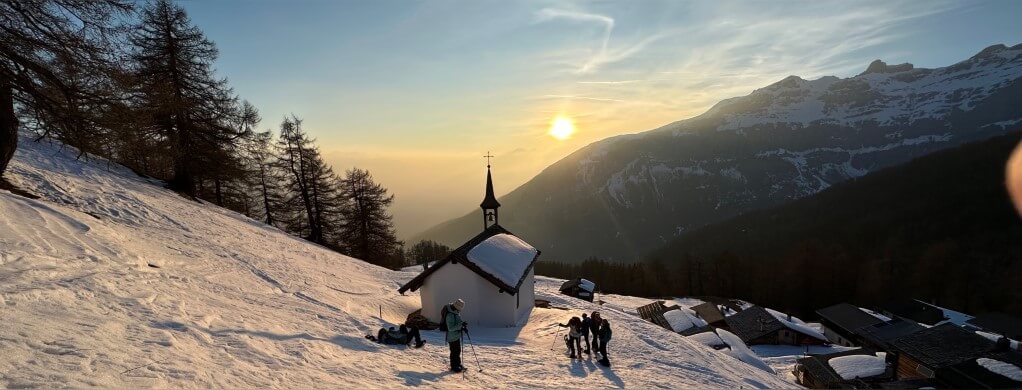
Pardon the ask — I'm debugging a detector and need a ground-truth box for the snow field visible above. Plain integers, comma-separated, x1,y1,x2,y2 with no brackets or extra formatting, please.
0,137,790,388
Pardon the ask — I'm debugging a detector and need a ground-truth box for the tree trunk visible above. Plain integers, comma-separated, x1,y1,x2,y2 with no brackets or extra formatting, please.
214,178,223,206
168,120,195,196
0,77,17,178
259,164,274,226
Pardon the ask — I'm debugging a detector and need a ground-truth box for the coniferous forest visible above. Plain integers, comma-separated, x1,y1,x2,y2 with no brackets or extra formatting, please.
540,132,1022,318
0,0,404,268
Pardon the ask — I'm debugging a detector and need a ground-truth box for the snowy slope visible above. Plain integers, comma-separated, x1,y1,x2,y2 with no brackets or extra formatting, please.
0,137,790,388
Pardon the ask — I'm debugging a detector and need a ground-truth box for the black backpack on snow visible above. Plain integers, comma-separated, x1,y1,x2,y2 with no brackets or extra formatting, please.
439,305,449,332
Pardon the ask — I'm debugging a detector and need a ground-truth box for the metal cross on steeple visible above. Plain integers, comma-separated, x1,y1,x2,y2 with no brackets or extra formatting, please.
480,151,500,230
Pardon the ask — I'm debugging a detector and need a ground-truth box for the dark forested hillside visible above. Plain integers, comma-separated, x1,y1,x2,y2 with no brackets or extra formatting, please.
643,131,1022,317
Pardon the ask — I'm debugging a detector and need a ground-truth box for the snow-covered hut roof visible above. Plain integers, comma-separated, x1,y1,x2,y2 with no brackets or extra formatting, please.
559,278,596,293
724,306,828,343
795,348,883,387
942,352,1022,388
398,224,540,295
579,278,595,292
828,352,887,380
976,357,1022,383
663,309,700,333
467,233,538,288
684,327,727,348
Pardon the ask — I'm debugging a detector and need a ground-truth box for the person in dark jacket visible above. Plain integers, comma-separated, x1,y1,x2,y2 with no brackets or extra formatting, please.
558,316,583,358
445,299,467,372
580,313,592,354
596,319,612,367
369,324,424,348
589,311,602,355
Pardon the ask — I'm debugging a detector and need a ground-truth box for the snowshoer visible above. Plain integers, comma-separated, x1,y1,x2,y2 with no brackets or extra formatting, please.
580,313,592,355
596,319,612,367
445,299,467,372
367,324,424,348
558,316,583,358
589,311,602,354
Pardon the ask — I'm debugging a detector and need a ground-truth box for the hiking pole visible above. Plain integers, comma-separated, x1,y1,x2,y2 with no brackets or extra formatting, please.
465,330,483,372
549,326,564,350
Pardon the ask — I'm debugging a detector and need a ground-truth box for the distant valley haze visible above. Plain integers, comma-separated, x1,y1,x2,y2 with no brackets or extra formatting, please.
178,0,1022,239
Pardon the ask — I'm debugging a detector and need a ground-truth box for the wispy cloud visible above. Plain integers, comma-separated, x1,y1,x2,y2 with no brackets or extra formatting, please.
576,80,642,84
538,94,628,103
535,8,678,74
535,8,614,54
540,0,967,131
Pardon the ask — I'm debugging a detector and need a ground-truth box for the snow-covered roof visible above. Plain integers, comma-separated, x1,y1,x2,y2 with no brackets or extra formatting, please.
859,307,891,322
724,306,828,343
716,329,775,374
664,309,697,333
765,307,828,341
398,225,541,295
828,353,887,380
975,330,1020,350
579,278,595,292
977,358,1022,382
687,330,726,348
466,233,538,289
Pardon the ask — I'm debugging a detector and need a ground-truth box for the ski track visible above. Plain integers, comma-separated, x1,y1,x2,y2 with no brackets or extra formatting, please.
0,137,792,388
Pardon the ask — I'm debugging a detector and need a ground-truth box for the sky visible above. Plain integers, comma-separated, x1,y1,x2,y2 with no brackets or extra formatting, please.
180,0,1022,239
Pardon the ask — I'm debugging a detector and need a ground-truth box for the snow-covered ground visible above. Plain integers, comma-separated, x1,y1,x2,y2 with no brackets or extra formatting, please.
0,137,791,388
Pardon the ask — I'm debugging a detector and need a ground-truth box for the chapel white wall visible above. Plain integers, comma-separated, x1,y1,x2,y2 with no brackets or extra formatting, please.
419,263,536,328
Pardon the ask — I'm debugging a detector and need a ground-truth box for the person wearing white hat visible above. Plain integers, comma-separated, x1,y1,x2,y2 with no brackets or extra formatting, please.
444,298,467,372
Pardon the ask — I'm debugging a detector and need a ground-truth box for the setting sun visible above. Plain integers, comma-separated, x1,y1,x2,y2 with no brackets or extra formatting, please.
549,116,575,140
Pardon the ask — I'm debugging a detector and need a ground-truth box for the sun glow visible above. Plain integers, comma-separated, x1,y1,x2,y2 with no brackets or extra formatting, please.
549,116,575,140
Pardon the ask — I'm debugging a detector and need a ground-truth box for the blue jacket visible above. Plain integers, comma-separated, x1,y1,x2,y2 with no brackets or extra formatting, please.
580,317,591,335
445,305,464,343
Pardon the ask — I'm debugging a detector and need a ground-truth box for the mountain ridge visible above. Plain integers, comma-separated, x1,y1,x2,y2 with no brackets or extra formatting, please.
414,43,1022,263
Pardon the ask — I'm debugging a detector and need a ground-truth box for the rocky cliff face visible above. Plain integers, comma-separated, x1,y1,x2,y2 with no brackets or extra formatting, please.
416,44,1022,263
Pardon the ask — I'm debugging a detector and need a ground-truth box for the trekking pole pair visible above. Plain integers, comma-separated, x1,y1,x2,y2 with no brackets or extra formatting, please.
465,330,483,372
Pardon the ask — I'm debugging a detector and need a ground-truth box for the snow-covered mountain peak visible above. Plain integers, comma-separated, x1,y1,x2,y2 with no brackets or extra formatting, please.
702,42,1022,131
858,59,914,76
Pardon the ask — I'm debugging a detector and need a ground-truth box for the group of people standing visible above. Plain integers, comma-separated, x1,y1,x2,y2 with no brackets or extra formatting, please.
372,298,614,373
559,311,612,367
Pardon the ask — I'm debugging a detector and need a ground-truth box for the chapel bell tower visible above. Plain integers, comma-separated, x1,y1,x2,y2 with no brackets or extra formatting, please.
480,152,500,230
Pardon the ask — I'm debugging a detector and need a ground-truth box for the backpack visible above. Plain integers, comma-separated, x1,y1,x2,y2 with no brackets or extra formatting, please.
439,305,449,332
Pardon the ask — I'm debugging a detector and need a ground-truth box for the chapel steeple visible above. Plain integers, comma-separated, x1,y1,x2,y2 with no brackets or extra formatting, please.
480,152,500,230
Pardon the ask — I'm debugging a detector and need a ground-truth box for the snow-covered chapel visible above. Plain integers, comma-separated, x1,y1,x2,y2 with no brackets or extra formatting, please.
398,161,540,328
